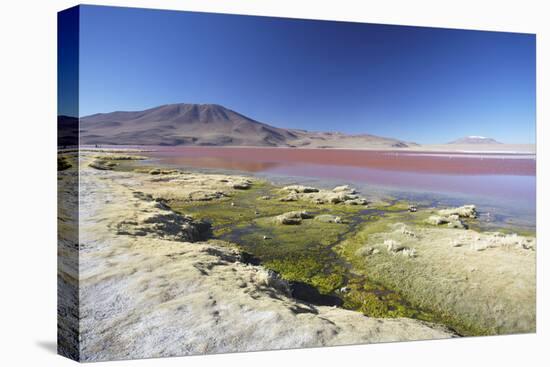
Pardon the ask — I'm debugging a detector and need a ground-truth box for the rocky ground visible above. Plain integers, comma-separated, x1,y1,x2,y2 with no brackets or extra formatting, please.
67,152,455,361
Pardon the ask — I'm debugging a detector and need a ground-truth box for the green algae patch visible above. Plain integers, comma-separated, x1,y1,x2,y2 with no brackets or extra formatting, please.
172,184,438,321
173,184,322,233
171,184,365,297
171,181,374,297
171,180,369,237
340,280,429,319
369,200,411,212
263,256,345,295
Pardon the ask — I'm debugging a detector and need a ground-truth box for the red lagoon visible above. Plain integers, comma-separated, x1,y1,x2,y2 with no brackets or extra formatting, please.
138,146,536,203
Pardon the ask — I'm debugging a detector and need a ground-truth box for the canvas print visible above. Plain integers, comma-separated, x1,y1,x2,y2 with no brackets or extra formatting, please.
58,5,536,362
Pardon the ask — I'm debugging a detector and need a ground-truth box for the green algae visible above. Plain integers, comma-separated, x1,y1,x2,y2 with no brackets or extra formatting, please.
369,200,411,212
168,180,441,322
263,256,345,295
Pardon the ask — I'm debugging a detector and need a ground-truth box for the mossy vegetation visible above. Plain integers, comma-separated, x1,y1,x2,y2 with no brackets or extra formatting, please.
167,177,438,322
263,256,345,295
369,200,411,212
342,281,429,319
333,209,536,336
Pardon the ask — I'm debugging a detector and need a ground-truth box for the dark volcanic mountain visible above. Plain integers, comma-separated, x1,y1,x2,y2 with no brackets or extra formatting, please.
80,103,413,148
448,136,503,145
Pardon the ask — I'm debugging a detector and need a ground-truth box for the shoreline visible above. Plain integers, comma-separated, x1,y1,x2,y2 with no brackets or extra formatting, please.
59,150,535,360
66,152,456,361
115,147,536,231
78,144,537,156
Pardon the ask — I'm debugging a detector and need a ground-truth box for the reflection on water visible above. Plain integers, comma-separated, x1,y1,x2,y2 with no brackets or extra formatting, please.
162,156,282,172
140,146,535,231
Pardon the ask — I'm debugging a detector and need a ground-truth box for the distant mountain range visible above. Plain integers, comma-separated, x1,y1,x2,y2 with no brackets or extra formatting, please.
79,103,415,149
448,136,503,145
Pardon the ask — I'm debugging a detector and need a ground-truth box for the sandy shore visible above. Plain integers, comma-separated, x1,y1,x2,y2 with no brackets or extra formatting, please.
65,153,455,361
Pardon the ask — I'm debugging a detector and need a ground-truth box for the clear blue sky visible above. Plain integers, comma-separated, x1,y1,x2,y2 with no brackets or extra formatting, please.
70,5,535,144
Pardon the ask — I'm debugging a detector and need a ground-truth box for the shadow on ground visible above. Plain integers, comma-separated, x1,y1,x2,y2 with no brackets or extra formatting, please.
35,340,57,355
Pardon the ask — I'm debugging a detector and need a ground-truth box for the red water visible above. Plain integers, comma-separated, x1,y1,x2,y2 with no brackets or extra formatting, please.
140,146,536,204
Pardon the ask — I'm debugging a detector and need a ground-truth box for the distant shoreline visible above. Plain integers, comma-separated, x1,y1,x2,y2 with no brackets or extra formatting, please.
79,143,536,156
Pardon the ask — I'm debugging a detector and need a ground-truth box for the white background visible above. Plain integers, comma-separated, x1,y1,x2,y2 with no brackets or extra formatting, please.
0,0,548,365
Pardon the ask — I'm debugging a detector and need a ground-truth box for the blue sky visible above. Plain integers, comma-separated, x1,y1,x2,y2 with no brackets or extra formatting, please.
70,5,535,144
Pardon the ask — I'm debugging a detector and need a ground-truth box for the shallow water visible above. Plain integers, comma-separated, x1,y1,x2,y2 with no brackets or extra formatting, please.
132,146,536,232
